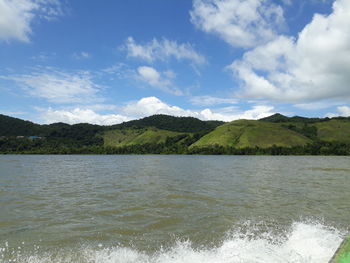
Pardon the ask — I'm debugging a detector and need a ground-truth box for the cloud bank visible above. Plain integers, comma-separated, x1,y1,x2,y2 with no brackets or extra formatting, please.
225,0,350,103
40,96,275,125
41,108,129,125
191,0,350,106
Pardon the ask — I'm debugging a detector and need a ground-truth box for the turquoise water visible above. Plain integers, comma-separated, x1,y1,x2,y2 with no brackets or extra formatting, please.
0,155,349,262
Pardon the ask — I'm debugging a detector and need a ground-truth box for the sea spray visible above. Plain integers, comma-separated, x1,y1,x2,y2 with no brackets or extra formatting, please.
0,221,345,263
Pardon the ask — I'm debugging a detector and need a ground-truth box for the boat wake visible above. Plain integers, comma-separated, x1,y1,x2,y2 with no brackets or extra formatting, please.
0,221,345,263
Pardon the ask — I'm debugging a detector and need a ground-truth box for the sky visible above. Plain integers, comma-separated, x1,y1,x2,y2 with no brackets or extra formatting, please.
1,0,350,125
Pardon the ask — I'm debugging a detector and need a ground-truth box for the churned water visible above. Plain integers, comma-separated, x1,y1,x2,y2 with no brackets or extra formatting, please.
0,155,349,262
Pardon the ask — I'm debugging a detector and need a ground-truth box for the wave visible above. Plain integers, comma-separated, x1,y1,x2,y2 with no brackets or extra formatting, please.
0,221,345,263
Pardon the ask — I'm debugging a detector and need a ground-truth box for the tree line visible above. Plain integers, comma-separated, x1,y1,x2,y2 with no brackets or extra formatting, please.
1,137,349,155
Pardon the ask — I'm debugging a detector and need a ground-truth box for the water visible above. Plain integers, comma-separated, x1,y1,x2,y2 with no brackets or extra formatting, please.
0,155,349,263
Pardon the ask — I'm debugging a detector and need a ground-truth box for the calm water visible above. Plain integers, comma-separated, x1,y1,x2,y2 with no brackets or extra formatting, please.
0,155,349,263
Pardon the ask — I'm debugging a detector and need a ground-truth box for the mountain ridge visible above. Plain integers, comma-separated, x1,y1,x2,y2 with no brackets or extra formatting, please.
0,113,349,155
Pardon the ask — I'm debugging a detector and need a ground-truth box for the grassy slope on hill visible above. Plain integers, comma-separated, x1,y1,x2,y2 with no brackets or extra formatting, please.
261,113,350,143
190,120,312,149
103,127,188,147
314,120,350,143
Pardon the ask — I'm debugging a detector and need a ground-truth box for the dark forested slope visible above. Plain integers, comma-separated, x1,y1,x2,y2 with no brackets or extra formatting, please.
111,114,224,133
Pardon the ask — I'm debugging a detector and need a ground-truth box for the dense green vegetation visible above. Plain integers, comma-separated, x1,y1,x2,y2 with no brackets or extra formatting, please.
0,113,350,155
190,120,311,149
261,113,350,124
110,114,224,133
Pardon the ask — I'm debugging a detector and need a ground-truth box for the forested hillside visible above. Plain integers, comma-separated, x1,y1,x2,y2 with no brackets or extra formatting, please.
111,114,224,133
0,113,349,155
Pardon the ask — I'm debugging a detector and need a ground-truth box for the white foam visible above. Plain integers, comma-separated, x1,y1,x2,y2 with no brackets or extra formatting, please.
0,221,344,263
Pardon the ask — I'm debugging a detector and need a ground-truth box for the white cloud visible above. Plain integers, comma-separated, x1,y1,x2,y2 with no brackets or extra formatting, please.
0,0,62,42
122,96,274,122
40,108,130,125
122,97,196,119
137,66,167,87
4,69,102,103
0,110,26,117
125,37,206,65
326,105,350,117
37,96,275,124
190,0,285,48
137,66,183,96
190,95,238,106
337,106,350,116
73,52,91,60
199,105,274,121
228,0,350,103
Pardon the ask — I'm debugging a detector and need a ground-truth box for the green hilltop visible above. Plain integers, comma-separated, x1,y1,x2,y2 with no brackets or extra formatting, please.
190,119,312,149
110,114,223,133
0,113,349,155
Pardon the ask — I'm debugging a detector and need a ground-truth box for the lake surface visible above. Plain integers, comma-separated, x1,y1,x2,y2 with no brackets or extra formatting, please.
0,155,349,263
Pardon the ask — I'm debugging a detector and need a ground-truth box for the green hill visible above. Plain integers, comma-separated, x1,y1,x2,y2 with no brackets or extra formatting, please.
190,119,312,149
1,113,350,154
103,127,188,147
260,113,350,124
262,115,350,143
112,114,224,133
0,114,41,136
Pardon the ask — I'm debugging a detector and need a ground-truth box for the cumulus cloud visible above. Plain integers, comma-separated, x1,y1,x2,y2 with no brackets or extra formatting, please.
38,96,275,124
125,37,206,65
190,0,285,48
122,96,196,118
4,69,102,103
122,96,274,122
326,105,350,117
137,66,183,95
200,105,274,121
40,108,130,125
227,0,350,103
337,106,350,116
0,0,62,42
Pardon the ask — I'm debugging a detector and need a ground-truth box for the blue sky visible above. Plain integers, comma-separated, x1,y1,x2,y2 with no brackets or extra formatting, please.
1,0,349,125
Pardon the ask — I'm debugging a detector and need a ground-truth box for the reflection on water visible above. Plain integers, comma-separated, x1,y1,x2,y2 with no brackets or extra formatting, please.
0,155,349,262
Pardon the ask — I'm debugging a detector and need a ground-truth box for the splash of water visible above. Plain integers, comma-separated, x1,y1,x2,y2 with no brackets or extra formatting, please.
0,222,345,263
